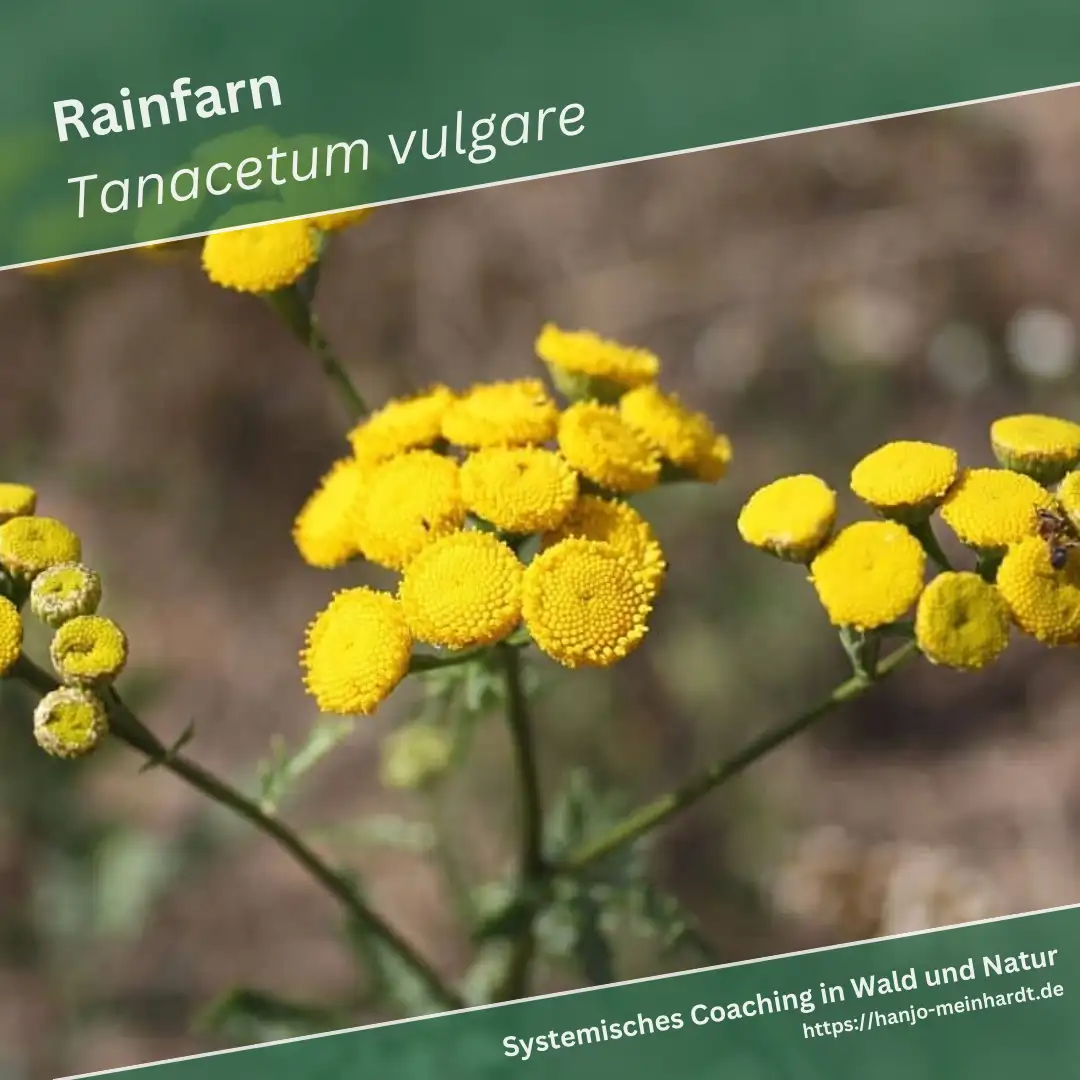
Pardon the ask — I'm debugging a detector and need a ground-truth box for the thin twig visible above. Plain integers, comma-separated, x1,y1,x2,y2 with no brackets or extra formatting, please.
556,641,919,874
10,655,463,1011
492,644,546,1001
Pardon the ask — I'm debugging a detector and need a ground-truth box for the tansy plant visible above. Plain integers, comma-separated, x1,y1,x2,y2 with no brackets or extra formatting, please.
6,211,1069,1039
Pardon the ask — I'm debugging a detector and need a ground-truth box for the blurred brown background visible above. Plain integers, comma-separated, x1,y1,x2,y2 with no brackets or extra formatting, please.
5,86,1080,1079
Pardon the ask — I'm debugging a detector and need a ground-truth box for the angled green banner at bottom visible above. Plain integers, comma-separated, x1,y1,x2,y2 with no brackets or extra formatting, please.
69,904,1080,1079
6,0,1080,267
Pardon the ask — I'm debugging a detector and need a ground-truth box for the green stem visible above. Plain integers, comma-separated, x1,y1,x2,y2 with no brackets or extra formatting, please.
909,518,954,572
556,641,919,874
493,644,545,1001
10,655,463,1012
265,285,368,422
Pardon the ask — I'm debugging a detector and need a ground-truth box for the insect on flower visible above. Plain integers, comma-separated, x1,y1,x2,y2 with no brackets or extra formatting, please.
1033,506,1080,570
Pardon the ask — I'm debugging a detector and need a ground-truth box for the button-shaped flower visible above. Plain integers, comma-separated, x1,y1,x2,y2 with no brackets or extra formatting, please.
990,414,1080,484
914,572,1010,671
809,521,926,631
850,441,958,523
33,686,109,758
399,531,524,649
738,475,837,563
300,587,413,715
201,221,319,294
460,447,578,534
522,538,653,668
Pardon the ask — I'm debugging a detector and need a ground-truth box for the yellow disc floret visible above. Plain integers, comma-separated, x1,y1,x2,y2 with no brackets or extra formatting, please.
379,724,454,790
0,516,81,579
50,615,128,686
557,401,661,494
996,535,1080,645
399,531,523,648
201,221,319,294
542,494,666,595
347,385,455,465
0,596,22,675
850,441,959,520
535,323,660,398
292,458,370,569
441,379,559,448
355,451,466,571
460,447,579,534
30,563,102,628
522,538,653,668
33,686,109,758
300,587,413,715
809,520,927,630
618,384,716,469
312,208,373,232
0,483,37,523
738,475,838,562
914,571,1010,671
939,468,1054,551
990,414,1080,484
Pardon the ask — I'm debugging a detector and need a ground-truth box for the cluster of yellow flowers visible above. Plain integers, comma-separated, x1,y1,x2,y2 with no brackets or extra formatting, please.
293,325,732,717
0,484,128,757
738,414,1080,672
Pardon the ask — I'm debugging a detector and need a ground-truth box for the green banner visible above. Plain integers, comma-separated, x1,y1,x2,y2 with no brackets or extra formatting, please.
6,0,1080,268
68,905,1079,1078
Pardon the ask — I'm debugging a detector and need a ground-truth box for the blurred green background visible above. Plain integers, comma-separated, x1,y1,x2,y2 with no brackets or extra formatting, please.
5,89,1080,1078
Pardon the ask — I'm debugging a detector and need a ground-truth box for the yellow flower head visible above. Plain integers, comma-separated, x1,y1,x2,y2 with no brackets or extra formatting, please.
1057,471,1080,532
0,483,36,523
347,385,455,465
33,686,109,759
441,379,559,449
996,535,1080,645
460,447,579,534
618,384,716,469
738,475,838,562
542,494,666,596
990,414,1080,484
399,531,523,649
557,401,661,494
50,615,128,686
30,563,102,629
301,587,413,715
0,596,22,675
522,538,653,668
380,724,455,791
292,457,370,570
850,441,959,521
939,468,1054,552
201,221,319,294
914,572,1010,671
809,520,926,631
534,323,660,400
0,516,81,579
356,451,466,571
691,434,734,483
312,207,373,232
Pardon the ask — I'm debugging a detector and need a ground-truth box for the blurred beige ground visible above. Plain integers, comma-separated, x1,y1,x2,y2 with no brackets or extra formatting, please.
5,85,1080,1078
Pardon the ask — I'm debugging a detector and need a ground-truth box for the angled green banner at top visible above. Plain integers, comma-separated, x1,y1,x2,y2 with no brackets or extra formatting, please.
67,904,1080,1079
4,0,1080,268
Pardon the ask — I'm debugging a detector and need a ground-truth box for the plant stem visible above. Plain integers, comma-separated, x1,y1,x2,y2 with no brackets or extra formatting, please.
10,655,463,1012
909,518,953,572
265,285,368,422
556,641,919,874
492,643,545,1001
